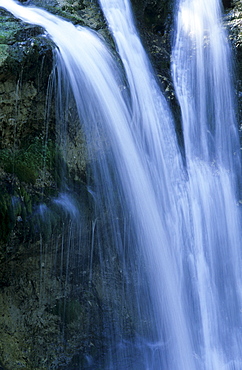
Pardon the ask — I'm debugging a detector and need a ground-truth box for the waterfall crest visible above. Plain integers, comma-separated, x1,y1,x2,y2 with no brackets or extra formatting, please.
0,0,241,369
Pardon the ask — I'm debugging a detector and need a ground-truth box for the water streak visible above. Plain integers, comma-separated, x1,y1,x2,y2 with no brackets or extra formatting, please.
172,0,242,368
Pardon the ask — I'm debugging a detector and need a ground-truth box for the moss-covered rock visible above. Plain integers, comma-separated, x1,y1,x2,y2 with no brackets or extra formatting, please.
0,16,23,44
0,44,9,66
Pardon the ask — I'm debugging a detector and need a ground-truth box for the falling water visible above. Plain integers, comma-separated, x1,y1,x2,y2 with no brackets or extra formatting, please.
172,0,242,368
0,0,241,369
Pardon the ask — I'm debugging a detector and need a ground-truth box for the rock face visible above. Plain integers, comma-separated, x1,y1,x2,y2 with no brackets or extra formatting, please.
226,0,242,128
0,0,241,369
0,3,104,369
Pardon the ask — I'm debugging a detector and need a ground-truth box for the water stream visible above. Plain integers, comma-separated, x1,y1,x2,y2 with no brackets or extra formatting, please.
0,0,241,368
172,1,242,367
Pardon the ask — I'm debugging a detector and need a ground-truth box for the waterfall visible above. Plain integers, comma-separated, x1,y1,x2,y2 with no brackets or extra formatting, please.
0,0,241,369
172,0,242,368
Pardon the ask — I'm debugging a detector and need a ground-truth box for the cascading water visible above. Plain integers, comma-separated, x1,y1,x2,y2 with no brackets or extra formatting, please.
0,0,241,369
172,0,242,368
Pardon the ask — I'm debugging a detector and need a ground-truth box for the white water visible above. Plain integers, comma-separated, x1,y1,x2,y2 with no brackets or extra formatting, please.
172,1,242,368
0,0,241,369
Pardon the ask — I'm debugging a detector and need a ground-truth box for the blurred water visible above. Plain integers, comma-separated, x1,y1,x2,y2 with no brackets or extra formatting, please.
172,0,242,368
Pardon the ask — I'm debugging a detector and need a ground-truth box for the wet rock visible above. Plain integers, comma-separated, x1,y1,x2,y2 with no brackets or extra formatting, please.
225,0,242,129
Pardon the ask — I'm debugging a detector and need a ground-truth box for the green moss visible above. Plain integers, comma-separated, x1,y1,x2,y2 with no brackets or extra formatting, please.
4,162,37,185
0,44,9,66
0,137,56,185
0,19,22,44
50,298,83,324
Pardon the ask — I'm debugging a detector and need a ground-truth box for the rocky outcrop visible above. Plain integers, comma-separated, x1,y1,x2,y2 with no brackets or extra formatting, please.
226,0,242,127
130,0,174,97
0,3,102,369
